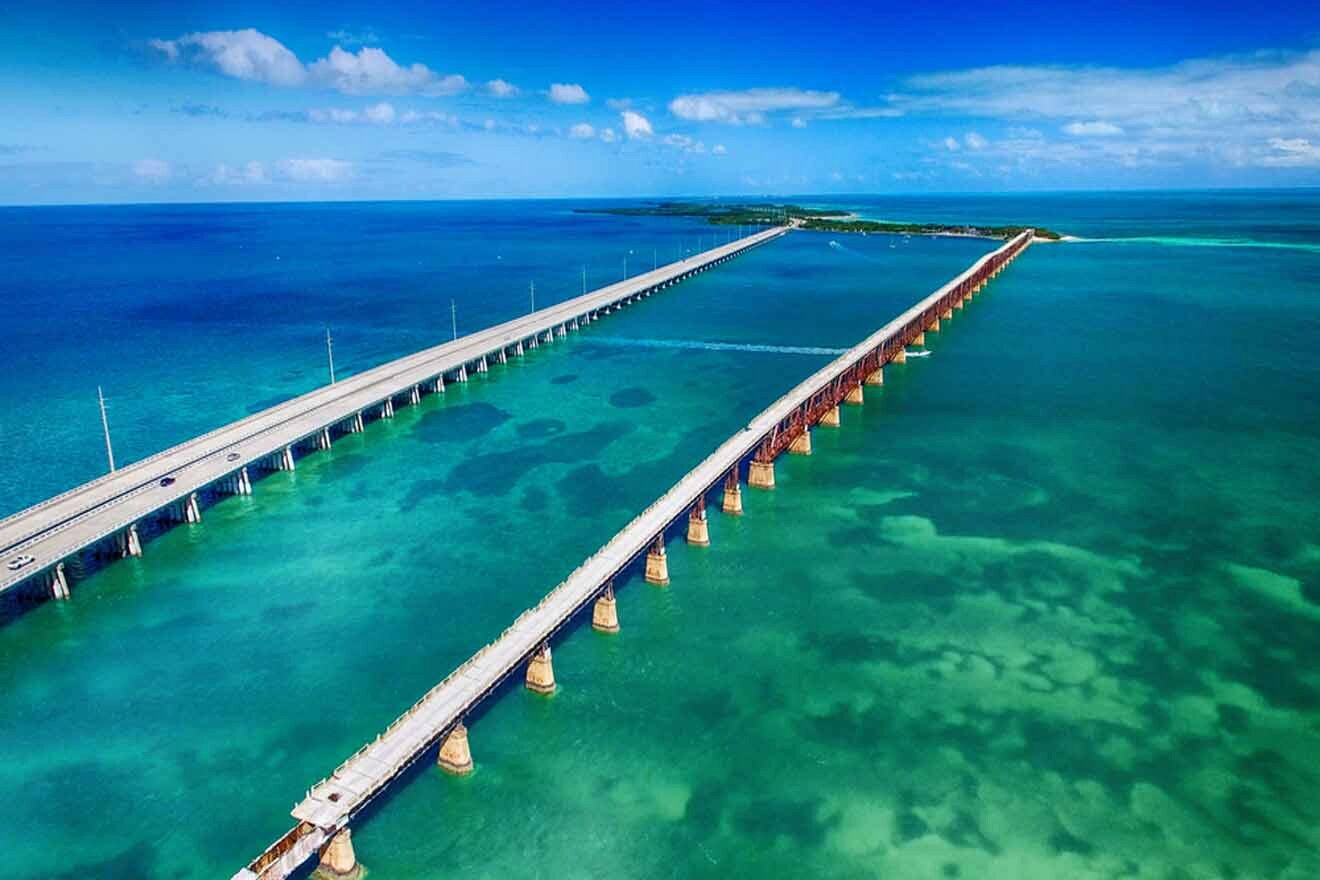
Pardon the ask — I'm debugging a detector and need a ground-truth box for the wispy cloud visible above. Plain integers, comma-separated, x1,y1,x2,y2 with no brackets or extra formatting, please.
325,28,380,47
277,158,353,182
150,29,470,96
548,82,590,104
569,122,596,139
1063,120,1123,136
376,149,472,167
207,161,268,185
132,158,172,181
172,103,228,118
668,87,840,124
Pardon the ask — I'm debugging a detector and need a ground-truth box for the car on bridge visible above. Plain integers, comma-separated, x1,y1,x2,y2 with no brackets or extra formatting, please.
5,553,35,572
159,477,176,487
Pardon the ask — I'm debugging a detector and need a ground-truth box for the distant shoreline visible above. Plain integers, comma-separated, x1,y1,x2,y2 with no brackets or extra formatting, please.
575,201,1064,241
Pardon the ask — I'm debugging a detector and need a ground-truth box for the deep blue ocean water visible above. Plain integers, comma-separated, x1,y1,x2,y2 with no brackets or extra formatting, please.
0,192,1317,879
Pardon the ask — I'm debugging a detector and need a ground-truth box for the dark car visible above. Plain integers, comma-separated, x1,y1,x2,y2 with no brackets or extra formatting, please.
159,477,176,487
226,452,241,462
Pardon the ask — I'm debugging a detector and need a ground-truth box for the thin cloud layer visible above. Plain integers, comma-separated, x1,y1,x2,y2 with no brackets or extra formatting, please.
669,87,840,124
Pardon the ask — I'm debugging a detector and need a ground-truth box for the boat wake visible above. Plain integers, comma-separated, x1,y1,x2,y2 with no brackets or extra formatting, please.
1072,235,1320,253
588,336,846,356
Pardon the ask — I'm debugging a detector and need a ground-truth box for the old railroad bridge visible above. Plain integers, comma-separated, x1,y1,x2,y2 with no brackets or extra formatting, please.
233,229,1034,879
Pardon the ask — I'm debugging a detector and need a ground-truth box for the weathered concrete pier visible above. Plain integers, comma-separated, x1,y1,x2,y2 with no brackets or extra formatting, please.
234,230,1032,880
0,226,784,605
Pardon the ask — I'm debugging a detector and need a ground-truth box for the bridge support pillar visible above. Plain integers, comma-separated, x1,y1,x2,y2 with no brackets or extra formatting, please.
892,348,907,365
687,502,710,546
319,427,333,450
954,297,964,310
844,384,864,406
543,330,554,344
820,405,841,427
122,523,142,558
941,308,953,321
496,349,507,365
184,493,202,524
528,334,538,350
280,446,296,471
48,563,70,601
913,332,926,346
437,722,474,775
409,385,422,406
235,467,252,495
788,429,812,456
526,643,556,694
477,356,488,374
569,318,579,331
592,583,620,633
456,365,468,383
350,412,365,433
750,457,776,487
556,324,566,338
645,536,669,586
929,318,941,333
722,471,743,515
315,828,362,880
865,367,884,386
380,399,394,420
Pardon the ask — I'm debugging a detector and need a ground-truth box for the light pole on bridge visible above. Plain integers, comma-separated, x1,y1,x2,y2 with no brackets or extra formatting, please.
529,280,535,313
97,385,115,474
451,299,458,340
325,327,336,385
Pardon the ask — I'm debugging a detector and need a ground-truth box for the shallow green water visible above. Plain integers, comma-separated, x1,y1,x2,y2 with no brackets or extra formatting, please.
3,195,1319,879
349,235,1320,878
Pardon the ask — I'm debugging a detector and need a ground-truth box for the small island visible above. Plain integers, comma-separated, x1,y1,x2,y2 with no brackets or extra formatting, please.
576,201,1063,241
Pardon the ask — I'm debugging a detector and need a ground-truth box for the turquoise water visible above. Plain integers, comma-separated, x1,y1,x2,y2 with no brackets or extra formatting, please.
1,193,1318,878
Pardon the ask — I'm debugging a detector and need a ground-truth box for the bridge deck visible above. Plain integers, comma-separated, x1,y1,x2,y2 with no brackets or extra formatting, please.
0,226,785,595
274,231,1033,854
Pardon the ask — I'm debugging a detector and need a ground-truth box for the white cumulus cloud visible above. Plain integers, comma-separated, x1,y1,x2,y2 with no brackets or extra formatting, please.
549,83,590,104
150,29,306,86
599,127,617,143
151,29,468,96
622,110,653,139
668,87,840,124
486,78,519,97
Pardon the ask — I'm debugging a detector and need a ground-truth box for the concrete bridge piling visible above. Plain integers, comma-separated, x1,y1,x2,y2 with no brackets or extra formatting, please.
314,830,361,880
592,583,619,633
722,468,744,515
437,722,474,776
525,643,556,694
686,502,710,546
644,535,669,586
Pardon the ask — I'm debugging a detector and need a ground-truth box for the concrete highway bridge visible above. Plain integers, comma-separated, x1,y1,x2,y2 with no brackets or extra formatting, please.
234,230,1034,880
0,225,785,606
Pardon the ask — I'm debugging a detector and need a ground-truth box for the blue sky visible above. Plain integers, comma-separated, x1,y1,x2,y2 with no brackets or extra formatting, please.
4,0,1320,203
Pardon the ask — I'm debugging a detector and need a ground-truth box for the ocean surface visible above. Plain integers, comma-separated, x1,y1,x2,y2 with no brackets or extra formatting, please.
0,193,1317,879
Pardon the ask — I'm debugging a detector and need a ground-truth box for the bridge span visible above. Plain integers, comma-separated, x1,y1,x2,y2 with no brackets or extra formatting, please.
0,225,785,605
235,230,1034,880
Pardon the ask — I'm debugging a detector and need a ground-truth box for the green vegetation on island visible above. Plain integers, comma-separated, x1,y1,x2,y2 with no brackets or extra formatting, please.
575,201,1063,241
800,217,1063,241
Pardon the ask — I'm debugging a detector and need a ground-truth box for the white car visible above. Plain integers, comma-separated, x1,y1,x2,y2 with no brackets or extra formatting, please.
5,553,36,572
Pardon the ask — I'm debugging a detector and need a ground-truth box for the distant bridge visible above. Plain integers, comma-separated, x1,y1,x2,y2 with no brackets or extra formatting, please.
234,230,1034,880
0,225,785,605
